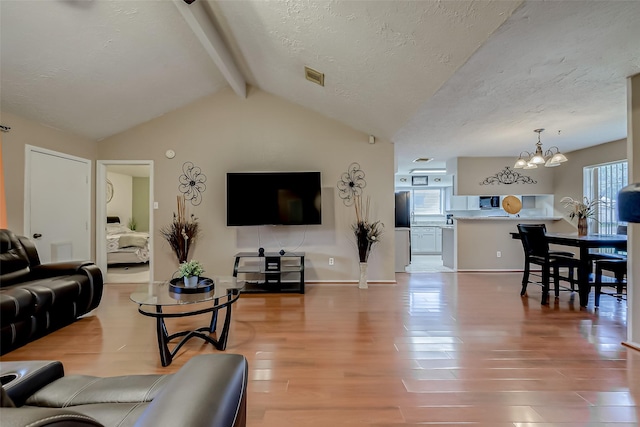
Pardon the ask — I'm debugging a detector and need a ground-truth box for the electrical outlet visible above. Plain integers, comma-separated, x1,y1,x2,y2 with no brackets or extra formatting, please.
329,257,334,266
496,251,502,258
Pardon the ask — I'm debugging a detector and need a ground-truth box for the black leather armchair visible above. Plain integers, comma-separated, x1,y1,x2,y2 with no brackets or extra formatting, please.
0,229,104,355
0,354,248,427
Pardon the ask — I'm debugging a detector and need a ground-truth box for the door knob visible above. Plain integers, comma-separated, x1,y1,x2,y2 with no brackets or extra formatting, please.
33,233,42,239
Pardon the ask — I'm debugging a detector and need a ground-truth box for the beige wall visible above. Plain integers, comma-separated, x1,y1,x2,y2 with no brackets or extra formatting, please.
551,138,627,234
98,87,396,282
454,157,554,195
457,218,560,270
106,171,133,224
0,110,98,255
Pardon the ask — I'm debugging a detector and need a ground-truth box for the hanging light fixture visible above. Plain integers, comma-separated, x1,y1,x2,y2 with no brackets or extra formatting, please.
514,129,568,169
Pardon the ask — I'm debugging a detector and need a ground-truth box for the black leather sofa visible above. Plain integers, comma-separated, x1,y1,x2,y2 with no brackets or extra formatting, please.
0,229,104,355
0,354,248,427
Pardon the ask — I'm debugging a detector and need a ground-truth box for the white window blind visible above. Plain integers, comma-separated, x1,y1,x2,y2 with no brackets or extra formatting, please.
412,188,443,215
583,160,628,234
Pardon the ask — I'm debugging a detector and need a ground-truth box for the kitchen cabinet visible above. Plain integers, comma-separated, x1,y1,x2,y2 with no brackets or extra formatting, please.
411,226,442,254
466,197,480,210
395,229,410,272
448,195,468,211
446,193,480,211
442,227,454,268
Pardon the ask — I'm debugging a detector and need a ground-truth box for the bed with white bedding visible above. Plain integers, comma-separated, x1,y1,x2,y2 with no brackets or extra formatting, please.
106,217,150,265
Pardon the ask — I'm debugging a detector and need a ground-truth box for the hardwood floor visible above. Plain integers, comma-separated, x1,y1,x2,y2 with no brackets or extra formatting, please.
2,272,639,426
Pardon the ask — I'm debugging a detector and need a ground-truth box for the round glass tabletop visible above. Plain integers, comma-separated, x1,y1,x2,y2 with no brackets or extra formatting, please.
129,276,244,307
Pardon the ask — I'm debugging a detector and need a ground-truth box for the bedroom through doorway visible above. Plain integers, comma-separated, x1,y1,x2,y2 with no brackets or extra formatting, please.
97,161,154,284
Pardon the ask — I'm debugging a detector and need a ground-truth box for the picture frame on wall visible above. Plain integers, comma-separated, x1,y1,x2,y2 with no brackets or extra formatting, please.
412,176,428,186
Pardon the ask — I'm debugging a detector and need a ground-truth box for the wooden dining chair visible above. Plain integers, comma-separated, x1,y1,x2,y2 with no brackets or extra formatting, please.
517,224,580,305
594,258,627,307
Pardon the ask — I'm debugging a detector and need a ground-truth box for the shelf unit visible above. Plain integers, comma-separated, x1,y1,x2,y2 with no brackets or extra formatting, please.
232,252,305,294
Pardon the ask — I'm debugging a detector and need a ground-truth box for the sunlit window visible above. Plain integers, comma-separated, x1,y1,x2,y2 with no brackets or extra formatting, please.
583,160,628,234
412,188,444,215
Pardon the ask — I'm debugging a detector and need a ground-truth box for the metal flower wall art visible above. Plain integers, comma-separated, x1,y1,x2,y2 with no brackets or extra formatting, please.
179,161,207,206
337,162,367,206
480,166,537,186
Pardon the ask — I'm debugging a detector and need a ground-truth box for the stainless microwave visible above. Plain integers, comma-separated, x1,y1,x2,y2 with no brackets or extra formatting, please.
479,196,500,209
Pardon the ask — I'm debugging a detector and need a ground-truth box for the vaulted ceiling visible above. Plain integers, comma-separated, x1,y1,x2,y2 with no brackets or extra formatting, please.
2,1,639,175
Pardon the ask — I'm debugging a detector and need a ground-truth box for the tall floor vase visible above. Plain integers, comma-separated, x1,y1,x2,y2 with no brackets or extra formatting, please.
359,262,368,289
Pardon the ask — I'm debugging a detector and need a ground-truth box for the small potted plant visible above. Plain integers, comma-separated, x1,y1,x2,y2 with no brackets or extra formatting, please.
178,259,204,287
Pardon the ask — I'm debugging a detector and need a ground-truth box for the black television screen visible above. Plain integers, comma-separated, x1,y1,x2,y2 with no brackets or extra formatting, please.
226,172,322,226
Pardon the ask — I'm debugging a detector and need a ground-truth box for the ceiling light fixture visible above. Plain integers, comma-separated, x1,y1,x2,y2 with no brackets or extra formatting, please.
514,129,568,169
410,168,447,174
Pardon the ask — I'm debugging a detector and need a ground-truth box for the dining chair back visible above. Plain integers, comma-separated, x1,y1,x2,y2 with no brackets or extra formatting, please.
517,224,579,305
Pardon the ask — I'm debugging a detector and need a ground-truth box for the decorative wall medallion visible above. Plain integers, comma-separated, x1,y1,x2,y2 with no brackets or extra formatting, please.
479,166,537,185
337,162,366,206
179,162,207,206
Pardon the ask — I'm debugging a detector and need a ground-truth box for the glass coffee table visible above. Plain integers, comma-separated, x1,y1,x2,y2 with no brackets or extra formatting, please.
130,276,244,367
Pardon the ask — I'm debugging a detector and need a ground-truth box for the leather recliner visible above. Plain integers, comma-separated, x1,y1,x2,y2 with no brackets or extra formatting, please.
0,354,248,427
0,229,104,355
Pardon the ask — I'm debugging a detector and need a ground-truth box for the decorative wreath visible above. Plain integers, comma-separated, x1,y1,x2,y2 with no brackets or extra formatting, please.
337,162,366,206
179,162,207,206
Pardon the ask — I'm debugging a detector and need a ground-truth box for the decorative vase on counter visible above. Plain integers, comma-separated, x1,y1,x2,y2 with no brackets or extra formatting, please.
358,262,368,289
184,276,199,288
578,217,588,236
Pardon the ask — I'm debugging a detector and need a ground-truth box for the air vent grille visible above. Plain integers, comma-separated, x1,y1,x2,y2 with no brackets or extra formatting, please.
305,66,325,87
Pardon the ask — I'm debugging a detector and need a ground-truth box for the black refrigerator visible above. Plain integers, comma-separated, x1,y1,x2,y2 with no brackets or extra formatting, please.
395,191,411,228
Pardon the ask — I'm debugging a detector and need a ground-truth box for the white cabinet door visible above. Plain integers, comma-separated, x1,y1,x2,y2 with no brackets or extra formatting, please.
422,227,437,252
411,231,422,252
436,228,443,252
449,196,468,210
467,197,480,210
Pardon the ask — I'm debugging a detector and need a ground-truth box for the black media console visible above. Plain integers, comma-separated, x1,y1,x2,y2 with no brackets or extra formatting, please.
232,252,305,294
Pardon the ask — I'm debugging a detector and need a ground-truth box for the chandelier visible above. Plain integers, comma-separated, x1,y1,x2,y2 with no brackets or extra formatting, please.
514,129,568,169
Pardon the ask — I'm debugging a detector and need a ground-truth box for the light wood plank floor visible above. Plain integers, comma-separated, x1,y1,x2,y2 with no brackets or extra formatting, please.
2,272,639,426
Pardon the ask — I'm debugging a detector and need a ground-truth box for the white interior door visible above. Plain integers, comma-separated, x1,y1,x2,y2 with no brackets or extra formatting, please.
25,146,91,263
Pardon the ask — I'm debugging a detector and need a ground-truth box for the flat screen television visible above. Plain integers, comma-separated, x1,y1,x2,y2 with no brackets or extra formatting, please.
226,172,322,226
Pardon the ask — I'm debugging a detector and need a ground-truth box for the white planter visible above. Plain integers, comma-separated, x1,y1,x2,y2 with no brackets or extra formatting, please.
184,276,199,287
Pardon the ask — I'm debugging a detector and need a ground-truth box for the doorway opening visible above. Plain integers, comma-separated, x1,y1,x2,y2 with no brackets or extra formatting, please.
97,161,154,284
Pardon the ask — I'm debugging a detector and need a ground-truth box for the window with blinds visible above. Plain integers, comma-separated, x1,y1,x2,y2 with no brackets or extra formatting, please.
412,188,444,215
583,160,628,234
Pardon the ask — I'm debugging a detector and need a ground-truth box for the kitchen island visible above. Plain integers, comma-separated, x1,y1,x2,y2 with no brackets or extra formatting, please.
452,217,564,271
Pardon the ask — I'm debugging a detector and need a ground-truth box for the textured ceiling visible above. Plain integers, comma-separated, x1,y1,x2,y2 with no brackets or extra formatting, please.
1,0,639,174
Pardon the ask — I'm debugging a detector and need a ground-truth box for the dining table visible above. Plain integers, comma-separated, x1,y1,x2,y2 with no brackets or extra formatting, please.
511,232,627,307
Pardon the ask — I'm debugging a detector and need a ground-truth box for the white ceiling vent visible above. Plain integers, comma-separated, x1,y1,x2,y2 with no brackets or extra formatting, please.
304,66,324,87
